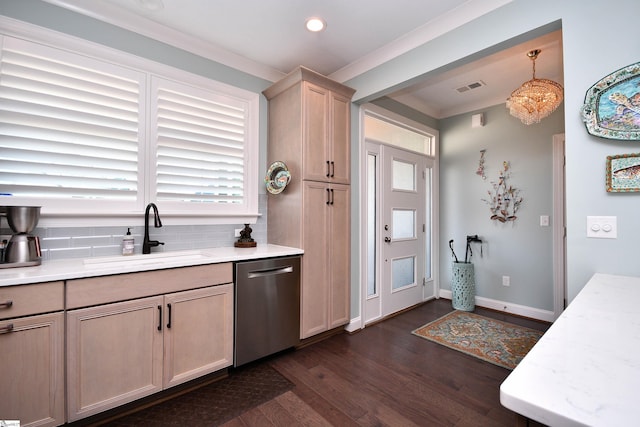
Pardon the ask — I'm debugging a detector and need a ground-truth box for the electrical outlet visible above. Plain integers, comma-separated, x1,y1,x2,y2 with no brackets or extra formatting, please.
234,228,243,237
502,276,510,287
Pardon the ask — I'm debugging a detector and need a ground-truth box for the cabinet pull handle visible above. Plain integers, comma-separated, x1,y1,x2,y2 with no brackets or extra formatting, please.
0,323,14,334
0,300,13,309
331,161,335,178
326,188,331,205
326,160,331,178
157,305,162,331
330,188,334,205
167,303,172,329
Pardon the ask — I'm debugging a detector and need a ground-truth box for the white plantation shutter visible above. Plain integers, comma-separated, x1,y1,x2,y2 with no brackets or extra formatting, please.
151,77,247,208
0,28,259,222
0,36,145,212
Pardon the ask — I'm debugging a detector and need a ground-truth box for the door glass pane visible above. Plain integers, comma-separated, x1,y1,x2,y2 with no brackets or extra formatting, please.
367,153,377,298
393,160,415,191
392,256,415,290
364,115,434,155
392,209,415,239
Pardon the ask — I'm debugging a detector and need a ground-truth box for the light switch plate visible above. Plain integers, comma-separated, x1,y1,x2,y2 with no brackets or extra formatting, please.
586,216,617,239
540,215,549,227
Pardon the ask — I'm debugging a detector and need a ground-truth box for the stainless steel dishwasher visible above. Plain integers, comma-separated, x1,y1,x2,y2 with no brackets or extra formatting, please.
234,256,300,366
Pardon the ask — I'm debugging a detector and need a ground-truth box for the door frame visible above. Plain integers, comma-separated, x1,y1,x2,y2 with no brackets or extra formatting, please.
357,104,440,328
552,133,566,320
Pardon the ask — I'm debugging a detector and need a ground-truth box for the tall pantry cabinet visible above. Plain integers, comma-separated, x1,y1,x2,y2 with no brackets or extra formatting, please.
264,66,355,339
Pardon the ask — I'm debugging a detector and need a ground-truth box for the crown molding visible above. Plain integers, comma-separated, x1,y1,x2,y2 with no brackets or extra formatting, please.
43,0,285,82
329,0,512,83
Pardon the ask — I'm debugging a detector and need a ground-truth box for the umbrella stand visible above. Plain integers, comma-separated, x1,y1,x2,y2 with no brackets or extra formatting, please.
450,235,483,311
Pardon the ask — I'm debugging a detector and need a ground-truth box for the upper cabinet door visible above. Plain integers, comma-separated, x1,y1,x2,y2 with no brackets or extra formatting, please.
302,82,329,182
302,82,351,184
329,92,351,184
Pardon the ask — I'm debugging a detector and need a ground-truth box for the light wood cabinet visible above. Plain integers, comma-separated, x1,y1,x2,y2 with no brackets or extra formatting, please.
163,285,234,388
263,66,355,186
264,67,354,339
300,81,352,184
301,181,350,337
66,265,233,421
0,282,65,427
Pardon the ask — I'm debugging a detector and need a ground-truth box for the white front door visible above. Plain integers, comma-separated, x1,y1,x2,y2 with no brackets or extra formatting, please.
364,141,435,324
380,145,428,316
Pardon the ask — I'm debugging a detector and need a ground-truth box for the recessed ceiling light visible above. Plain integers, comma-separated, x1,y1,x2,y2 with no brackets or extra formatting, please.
305,17,326,32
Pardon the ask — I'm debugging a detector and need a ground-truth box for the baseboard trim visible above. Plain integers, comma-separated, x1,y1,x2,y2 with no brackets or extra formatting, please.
438,290,555,322
345,315,362,333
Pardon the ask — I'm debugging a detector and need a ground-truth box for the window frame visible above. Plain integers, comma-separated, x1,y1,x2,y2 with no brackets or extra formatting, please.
0,17,260,226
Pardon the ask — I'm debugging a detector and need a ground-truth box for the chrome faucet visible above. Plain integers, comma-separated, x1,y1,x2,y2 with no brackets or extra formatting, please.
143,203,164,254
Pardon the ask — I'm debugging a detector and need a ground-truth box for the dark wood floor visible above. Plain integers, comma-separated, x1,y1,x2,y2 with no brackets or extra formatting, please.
223,298,550,427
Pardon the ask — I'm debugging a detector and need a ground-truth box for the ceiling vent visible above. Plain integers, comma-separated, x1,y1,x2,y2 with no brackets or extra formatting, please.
456,81,486,93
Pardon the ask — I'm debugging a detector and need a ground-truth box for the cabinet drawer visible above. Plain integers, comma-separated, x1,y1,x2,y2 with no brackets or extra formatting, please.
67,263,232,309
0,281,64,320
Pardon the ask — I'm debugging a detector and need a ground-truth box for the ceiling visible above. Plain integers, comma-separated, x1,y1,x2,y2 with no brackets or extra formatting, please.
44,0,563,119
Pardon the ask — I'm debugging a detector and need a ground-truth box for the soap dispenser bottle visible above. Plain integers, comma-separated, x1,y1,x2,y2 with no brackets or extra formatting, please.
122,228,135,255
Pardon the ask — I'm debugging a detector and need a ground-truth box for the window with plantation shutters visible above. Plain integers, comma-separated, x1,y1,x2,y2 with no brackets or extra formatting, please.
0,31,259,222
150,77,252,214
0,36,145,213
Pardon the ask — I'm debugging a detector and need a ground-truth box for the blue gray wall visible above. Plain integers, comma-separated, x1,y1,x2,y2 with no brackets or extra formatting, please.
347,0,640,304
439,103,564,311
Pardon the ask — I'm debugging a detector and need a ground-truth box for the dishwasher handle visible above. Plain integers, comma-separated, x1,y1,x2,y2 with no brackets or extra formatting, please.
247,265,294,279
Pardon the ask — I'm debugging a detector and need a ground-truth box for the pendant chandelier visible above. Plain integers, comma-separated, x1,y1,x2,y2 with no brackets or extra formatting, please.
506,49,563,125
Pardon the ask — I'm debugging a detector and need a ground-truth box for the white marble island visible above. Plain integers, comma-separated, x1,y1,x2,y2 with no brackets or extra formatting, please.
500,273,640,426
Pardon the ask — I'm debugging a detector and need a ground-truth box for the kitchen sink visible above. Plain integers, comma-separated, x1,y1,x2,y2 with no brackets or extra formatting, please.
83,250,214,268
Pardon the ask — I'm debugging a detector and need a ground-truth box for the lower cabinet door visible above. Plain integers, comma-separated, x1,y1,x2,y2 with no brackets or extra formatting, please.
66,296,164,422
0,312,65,427
163,284,234,388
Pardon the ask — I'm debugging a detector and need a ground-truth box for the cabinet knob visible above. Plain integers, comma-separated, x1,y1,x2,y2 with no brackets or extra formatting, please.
0,300,13,309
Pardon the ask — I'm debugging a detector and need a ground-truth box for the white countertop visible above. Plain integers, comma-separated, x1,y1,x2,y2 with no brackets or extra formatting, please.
500,273,640,426
0,244,303,287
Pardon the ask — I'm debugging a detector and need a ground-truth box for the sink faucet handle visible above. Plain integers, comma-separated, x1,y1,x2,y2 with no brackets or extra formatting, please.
148,239,164,248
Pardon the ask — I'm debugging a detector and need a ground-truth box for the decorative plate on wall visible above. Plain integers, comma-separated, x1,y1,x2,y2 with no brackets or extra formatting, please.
581,62,640,141
265,161,291,194
606,152,640,192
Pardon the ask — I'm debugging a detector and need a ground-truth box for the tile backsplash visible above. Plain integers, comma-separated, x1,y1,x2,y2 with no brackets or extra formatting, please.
1,195,267,262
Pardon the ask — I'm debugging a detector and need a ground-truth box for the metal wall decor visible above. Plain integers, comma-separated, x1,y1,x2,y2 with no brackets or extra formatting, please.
606,152,640,192
482,161,523,222
581,62,640,140
476,149,487,180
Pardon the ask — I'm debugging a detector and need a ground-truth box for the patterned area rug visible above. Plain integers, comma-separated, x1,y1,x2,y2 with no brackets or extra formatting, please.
101,363,294,426
412,310,544,370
